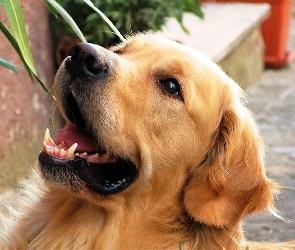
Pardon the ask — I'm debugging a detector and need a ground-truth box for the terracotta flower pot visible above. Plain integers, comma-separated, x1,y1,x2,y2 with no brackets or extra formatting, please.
201,0,292,68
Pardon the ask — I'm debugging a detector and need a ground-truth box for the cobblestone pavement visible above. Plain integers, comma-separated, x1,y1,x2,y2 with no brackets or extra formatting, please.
243,12,295,242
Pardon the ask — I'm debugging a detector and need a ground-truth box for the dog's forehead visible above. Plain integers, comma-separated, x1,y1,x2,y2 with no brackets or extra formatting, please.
122,35,207,73
129,35,176,47
127,35,190,55
126,35,216,70
117,34,234,97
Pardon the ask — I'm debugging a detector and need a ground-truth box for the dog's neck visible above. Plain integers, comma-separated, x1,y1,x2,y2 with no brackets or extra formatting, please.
22,189,192,248
10,181,245,249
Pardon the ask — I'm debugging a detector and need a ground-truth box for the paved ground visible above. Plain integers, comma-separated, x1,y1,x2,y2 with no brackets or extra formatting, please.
242,11,295,242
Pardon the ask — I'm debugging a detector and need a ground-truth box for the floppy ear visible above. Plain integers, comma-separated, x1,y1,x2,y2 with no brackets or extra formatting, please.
183,105,276,227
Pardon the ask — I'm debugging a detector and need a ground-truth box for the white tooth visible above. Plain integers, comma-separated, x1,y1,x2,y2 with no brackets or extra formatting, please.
67,143,78,158
44,129,49,142
92,153,99,158
44,128,54,144
60,148,66,158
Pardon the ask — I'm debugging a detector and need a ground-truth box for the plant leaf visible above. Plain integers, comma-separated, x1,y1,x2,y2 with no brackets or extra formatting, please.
2,0,36,74
0,57,17,72
0,21,33,80
45,0,87,43
45,0,61,17
0,6,55,99
83,0,126,43
33,71,55,100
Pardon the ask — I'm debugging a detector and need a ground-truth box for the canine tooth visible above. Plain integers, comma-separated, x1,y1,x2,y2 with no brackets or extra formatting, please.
44,128,54,144
44,128,49,142
67,143,78,158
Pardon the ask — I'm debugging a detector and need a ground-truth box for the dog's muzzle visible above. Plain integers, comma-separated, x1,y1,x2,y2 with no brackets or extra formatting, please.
60,43,112,127
38,43,138,195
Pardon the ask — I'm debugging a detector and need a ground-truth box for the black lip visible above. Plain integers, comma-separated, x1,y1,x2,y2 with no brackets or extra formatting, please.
39,152,138,195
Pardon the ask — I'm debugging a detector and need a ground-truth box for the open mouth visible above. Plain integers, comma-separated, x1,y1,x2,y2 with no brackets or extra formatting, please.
38,125,138,195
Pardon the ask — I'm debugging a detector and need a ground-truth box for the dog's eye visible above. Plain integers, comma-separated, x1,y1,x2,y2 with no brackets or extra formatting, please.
159,78,182,100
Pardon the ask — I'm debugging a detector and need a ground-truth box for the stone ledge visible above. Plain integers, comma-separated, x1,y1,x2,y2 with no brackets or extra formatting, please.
157,3,270,88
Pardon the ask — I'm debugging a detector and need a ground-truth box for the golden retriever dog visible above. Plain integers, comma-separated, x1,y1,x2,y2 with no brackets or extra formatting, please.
0,34,294,249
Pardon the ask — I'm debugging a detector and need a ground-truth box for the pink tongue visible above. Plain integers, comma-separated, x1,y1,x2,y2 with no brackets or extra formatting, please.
54,124,99,153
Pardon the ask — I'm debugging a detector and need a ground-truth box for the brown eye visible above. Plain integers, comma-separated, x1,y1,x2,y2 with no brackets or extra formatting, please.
159,78,182,100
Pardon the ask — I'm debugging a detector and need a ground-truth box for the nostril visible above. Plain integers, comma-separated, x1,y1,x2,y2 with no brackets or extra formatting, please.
85,54,102,75
65,43,106,78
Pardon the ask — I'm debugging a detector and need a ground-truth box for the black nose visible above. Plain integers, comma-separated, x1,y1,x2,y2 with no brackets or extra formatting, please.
65,43,107,78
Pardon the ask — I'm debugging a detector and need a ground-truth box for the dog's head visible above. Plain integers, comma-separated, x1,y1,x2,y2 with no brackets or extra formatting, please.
39,34,274,227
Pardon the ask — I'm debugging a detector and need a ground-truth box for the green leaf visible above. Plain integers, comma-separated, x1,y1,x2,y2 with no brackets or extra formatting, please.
45,0,87,43
0,21,33,80
45,0,61,17
83,0,126,43
0,17,54,99
2,0,36,74
33,71,55,100
0,57,17,72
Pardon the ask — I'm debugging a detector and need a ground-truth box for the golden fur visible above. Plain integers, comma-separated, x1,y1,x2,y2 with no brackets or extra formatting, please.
0,34,294,249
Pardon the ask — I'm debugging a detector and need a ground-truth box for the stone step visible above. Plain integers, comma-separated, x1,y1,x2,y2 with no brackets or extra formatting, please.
157,3,270,88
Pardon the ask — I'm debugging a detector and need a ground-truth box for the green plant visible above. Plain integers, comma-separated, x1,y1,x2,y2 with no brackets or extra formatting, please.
46,0,126,43
0,0,53,97
50,0,203,47
0,0,203,97
0,0,119,97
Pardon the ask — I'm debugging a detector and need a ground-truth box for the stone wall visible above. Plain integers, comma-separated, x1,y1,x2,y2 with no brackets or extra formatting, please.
218,27,265,88
0,0,55,191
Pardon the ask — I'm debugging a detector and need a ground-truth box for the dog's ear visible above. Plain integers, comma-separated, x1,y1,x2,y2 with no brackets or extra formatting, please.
183,105,275,227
